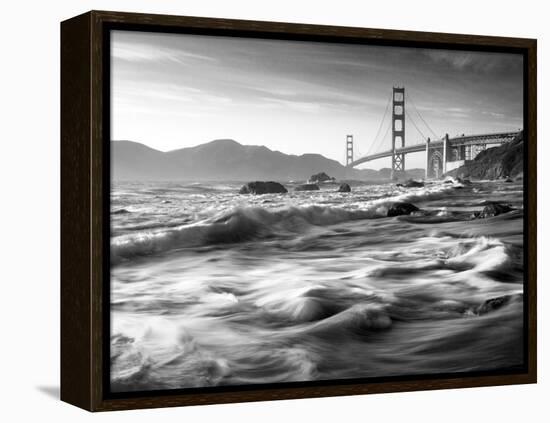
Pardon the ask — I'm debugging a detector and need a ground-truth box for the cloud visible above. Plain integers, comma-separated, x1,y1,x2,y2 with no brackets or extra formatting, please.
482,111,506,119
424,50,522,74
425,51,476,70
111,40,217,64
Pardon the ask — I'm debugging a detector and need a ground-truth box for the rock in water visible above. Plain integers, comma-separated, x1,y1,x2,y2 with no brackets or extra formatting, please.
294,183,320,191
239,181,288,195
478,202,513,218
309,172,335,183
337,183,351,193
475,293,523,315
457,177,472,185
387,202,419,217
504,177,514,183
400,179,424,188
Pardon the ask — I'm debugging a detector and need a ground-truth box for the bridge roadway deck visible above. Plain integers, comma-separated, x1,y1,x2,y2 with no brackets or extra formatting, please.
348,131,520,167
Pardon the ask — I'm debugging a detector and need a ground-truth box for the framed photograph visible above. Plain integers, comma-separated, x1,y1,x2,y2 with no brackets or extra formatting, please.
61,10,537,411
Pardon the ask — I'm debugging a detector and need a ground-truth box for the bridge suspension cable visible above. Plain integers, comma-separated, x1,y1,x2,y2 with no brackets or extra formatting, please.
405,108,428,141
406,90,440,139
364,91,393,157
376,118,392,153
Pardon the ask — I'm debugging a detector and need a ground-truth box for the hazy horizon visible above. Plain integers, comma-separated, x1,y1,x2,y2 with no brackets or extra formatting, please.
111,30,523,169
112,138,422,170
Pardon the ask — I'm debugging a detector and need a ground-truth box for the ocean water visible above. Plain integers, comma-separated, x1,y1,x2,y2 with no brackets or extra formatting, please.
110,179,525,392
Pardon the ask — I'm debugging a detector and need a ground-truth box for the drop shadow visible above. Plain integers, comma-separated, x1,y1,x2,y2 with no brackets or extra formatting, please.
36,385,60,399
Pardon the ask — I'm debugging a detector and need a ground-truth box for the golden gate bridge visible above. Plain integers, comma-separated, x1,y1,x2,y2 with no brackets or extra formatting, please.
345,87,520,179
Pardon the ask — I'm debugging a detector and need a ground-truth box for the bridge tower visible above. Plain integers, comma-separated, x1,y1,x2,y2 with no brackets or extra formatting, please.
391,87,405,179
426,133,452,179
346,135,354,166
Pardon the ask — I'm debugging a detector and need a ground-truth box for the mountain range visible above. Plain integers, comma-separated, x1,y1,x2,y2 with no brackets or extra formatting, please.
112,139,424,182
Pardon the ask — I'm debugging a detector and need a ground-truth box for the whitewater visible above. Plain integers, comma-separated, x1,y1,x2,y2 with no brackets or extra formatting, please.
109,179,524,392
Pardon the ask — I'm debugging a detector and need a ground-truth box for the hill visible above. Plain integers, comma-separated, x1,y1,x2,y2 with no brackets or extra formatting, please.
112,139,423,182
446,131,524,180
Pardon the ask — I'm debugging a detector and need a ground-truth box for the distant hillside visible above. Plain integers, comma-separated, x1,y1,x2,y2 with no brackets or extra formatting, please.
446,131,524,180
112,139,423,182
111,141,167,180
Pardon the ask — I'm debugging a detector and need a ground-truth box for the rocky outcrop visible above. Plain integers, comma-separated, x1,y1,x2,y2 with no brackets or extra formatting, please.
475,202,514,218
239,181,288,195
337,183,351,193
447,131,524,180
309,172,335,183
387,202,419,217
294,183,320,191
396,179,424,188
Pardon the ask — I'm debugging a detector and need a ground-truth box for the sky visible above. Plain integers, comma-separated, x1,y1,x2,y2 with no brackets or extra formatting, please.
111,30,523,170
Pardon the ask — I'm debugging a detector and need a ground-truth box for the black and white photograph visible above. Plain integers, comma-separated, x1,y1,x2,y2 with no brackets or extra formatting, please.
109,30,526,393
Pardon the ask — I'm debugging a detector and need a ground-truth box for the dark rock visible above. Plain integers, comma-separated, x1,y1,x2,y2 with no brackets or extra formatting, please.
457,177,472,185
294,183,320,191
337,183,351,193
387,202,420,217
401,179,424,188
239,181,288,195
476,293,523,315
444,179,454,184
478,202,513,218
309,172,335,183
504,177,514,183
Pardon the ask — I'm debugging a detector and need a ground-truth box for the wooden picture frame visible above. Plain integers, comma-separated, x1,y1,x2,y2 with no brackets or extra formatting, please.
61,10,537,411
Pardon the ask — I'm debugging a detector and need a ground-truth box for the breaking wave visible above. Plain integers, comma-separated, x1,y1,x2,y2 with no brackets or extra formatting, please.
110,206,371,263
111,183,460,264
